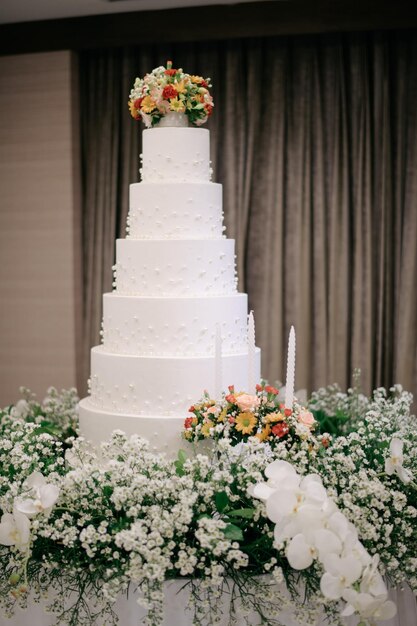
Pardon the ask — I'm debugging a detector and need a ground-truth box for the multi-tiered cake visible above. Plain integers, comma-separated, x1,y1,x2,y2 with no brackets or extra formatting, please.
79,65,261,454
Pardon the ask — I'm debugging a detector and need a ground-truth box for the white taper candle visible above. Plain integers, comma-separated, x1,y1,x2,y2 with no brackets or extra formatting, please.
214,324,222,399
247,311,256,394
284,326,296,410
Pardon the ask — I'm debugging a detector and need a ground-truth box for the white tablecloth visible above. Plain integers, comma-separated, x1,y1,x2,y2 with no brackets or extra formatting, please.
1,581,416,625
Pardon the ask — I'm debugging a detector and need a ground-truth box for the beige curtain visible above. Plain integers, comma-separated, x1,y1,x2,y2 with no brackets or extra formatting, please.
79,31,417,402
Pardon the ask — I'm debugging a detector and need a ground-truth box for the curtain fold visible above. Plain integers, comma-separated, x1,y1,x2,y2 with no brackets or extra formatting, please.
78,31,417,403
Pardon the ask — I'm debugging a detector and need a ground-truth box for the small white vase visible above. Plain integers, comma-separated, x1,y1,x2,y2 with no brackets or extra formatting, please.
158,111,188,128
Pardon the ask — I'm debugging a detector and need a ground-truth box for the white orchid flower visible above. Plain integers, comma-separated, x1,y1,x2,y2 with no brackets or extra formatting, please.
252,460,300,501
0,508,31,551
15,471,60,517
360,555,388,597
286,528,342,570
385,437,412,484
320,553,363,600
266,475,328,529
342,589,397,620
265,460,301,490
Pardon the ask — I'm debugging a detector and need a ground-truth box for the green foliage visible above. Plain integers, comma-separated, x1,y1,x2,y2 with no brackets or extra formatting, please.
222,524,244,542
174,449,187,476
214,491,229,513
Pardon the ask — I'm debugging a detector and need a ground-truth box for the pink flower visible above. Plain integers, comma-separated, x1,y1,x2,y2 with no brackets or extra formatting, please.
298,410,316,429
206,406,218,415
235,393,260,412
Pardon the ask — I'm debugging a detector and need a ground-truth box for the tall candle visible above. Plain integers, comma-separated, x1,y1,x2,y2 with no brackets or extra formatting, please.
284,326,296,410
247,311,256,394
215,324,222,399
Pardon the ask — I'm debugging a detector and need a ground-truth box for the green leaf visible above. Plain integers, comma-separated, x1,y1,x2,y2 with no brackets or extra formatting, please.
215,491,229,513
177,449,187,464
223,523,244,541
174,449,187,476
103,486,113,499
28,425,62,439
227,508,255,519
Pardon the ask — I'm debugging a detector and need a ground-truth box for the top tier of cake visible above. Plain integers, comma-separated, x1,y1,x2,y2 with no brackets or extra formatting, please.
140,127,211,183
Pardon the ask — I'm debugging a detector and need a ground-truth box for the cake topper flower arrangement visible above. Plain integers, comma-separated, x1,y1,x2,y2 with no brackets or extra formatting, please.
128,61,213,128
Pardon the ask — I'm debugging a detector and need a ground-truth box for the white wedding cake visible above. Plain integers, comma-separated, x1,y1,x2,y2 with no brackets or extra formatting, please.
79,66,261,455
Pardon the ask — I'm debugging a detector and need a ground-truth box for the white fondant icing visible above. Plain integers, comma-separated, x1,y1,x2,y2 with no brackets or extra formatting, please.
88,346,261,416
80,125,262,455
128,182,224,240
114,239,238,296
78,399,192,459
141,128,211,182
101,293,248,356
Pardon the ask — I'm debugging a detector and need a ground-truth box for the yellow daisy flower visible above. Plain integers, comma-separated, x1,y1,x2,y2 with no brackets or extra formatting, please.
141,95,156,113
255,425,271,442
266,412,285,423
169,97,186,113
201,420,214,437
128,100,138,117
217,407,228,423
174,80,187,94
235,412,257,435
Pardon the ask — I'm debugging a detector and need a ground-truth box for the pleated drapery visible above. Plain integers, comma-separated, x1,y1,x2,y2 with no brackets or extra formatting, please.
78,31,417,403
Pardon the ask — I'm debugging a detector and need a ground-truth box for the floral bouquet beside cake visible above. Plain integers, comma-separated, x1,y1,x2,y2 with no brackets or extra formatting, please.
183,383,330,453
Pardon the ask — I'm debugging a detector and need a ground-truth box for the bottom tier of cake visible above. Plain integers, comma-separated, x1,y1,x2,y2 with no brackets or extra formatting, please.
79,349,261,455
78,399,191,456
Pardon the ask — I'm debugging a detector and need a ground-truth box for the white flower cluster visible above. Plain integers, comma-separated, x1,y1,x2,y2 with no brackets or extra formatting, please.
314,386,417,592
0,384,415,626
6,386,79,433
253,460,397,624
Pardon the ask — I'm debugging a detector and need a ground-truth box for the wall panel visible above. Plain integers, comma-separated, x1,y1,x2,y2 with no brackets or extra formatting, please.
0,50,82,406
